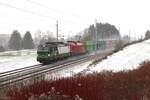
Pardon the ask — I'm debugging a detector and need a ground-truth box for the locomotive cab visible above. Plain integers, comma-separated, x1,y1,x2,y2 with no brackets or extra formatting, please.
37,42,70,64
37,43,57,63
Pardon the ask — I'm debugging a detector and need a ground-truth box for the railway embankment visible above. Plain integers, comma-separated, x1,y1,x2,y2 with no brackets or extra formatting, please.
6,61,150,100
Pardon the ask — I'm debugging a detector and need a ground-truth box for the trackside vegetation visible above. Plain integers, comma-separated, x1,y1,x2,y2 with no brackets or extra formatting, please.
7,61,150,100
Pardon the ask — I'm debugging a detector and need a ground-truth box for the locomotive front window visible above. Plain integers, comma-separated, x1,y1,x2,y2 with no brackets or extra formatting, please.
49,48,53,54
38,45,43,51
44,47,49,51
49,47,56,56
38,45,49,51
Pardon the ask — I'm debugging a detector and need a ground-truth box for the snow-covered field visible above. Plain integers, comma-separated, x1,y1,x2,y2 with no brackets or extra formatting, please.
0,50,39,73
88,39,150,73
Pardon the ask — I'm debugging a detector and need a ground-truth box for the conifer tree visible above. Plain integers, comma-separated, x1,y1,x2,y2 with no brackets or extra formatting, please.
22,31,34,49
8,30,22,50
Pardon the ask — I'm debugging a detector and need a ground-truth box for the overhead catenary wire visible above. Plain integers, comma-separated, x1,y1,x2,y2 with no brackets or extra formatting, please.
26,0,94,25
26,0,93,21
0,1,93,38
0,22,56,28
0,2,57,20
0,16,56,24
0,2,90,26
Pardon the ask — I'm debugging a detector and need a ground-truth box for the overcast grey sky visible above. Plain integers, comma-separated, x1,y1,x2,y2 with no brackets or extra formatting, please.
0,0,149,38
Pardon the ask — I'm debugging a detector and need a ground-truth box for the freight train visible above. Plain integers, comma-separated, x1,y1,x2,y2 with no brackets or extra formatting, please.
37,40,112,64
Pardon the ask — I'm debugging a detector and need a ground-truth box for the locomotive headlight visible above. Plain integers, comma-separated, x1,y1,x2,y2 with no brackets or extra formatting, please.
48,54,50,56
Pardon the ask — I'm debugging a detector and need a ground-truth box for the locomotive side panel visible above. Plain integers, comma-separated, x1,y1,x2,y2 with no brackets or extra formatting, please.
57,46,70,54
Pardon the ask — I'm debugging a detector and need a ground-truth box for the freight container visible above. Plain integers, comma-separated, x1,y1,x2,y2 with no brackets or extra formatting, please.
84,41,94,52
68,41,86,56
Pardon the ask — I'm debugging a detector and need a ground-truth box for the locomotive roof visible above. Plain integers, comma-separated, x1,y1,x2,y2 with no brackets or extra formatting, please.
45,42,68,47
46,42,64,44
67,41,81,43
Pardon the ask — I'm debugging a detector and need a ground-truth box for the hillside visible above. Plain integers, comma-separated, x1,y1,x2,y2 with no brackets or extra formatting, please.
88,39,150,73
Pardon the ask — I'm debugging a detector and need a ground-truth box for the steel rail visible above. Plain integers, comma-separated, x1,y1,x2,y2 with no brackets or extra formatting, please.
0,53,91,77
0,50,112,89
0,64,42,77
0,54,95,88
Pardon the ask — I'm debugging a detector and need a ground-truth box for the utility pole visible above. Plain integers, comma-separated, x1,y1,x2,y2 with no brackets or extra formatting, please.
94,19,98,60
129,29,131,40
95,19,97,51
56,20,58,41
134,32,136,41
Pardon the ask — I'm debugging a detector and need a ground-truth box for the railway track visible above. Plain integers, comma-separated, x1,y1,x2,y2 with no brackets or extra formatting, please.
0,54,94,88
0,50,112,89
0,64,42,77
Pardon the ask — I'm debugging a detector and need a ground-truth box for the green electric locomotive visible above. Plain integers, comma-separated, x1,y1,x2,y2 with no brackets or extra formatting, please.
37,42,70,64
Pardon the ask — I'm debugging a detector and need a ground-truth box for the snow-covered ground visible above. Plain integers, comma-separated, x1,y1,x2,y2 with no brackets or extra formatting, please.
0,50,39,73
45,61,92,80
88,39,150,73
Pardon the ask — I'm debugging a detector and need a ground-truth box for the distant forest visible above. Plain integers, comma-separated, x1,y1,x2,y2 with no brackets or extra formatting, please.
81,22,120,41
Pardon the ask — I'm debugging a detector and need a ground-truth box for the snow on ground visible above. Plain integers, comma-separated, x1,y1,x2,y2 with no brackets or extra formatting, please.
88,39,150,73
0,50,39,73
45,61,92,79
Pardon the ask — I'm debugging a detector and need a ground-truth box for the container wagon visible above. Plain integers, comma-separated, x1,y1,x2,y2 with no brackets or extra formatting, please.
68,41,86,56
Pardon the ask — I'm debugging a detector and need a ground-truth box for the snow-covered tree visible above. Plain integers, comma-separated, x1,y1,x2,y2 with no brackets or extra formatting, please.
22,31,34,49
8,30,22,50
145,30,150,39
